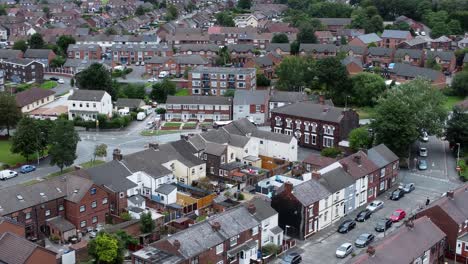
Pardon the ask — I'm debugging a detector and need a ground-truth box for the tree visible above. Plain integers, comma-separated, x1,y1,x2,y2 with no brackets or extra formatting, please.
237,0,251,9
224,89,235,97
29,33,44,49
271,33,289,43
290,40,300,55
424,55,442,70
76,63,115,99
135,5,146,16
321,147,342,158
50,56,66,67
12,40,28,52
297,24,317,44
452,71,468,97
150,79,176,103
140,212,155,233
166,4,178,20
11,117,41,161
0,93,22,136
105,27,118,35
42,6,50,18
93,144,107,162
70,78,75,87
36,119,54,156
215,46,231,66
88,232,123,264
49,119,80,172
349,127,372,152
215,11,235,27
315,57,349,103
56,35,76,55
257,73,271,87
0,5,6,16
115,231,138,248
276,56,314,91
350,72,386,106
448,20,463,35
445,106,468,153
371,79,447,157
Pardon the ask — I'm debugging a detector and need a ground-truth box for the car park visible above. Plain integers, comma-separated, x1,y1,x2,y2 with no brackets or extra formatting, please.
390,209,406,222
20,165,36,173
390,189,405,200
336,243,353,258
375,218,393,232
418,159,428,170
355,209,372,222
281,252,302,264
0,169,18,180
419,147,428,157
355,233,375,248
337,219,356,233
366,200,384,212
399,183,415,193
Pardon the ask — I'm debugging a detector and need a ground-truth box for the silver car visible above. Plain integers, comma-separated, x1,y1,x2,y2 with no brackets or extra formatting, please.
336,243,353,258
366,200,384,212
399,183,415,193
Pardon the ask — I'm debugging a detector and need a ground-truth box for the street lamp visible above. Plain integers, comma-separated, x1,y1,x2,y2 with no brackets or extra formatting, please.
345,95,351,110
285,225,291,238
456,143,461,164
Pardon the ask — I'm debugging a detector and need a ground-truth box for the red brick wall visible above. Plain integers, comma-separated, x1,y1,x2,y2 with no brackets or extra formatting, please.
0,220,25,237
25,248,57,264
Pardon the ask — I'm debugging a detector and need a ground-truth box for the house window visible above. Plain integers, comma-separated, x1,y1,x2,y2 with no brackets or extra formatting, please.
45,210,51,216
230,153,234,160
92,216,98,223
286,118,292,128
323,137,334,147
59,204,64,211
219,169,223,176
308,206,313,217
102,198,108,204
252,226,259,235
260,140,264,144
203,154,207,160
90,188,97,195
80,220,86,228
368,188,374,197
369,175,374,183
25,212,31,219
379,181,385,191
304,133,309,144
210,167,214,174
91,201,97,208
191,168,195,175
311,134,317,145
230,236,238,247
191,257,199,264
308,221,313,232
216,243,223,254
324,211,328,221
221,156,225,164
80,205,86,212
380,168,385,177
275,116,281,126
255,105,261,112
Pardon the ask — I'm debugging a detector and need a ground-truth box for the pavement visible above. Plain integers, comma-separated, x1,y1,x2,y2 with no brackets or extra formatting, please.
116,65,148,83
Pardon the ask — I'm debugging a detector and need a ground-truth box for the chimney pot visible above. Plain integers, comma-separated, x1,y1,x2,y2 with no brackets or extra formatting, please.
319,95,325,105
447,190,454,199
173,239,181,250
112,148,123,161
247,203,256,214
284,182,293,194
312,170,321,180
353,155,362,165
211,221,221,231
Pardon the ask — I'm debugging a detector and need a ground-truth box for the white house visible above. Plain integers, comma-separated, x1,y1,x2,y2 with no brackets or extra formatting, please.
247,198,284,247
0,26,7,41
234,15,258,28
233,90,269,125
127,195,165,220
250,129,298,161
153,184,177,205
67,89,113,121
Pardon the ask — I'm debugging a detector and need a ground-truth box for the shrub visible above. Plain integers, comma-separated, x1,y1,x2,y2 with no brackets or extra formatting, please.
237,193,245,200
156,108,166,114
124,68,133,74
262,243,280,256
120,212,132,221
321,147,342,158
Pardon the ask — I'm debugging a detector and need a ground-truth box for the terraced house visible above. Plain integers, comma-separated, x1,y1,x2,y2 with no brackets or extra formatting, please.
165,95,232,122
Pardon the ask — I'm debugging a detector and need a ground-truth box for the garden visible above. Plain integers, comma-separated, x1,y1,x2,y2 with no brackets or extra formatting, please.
162,122,182,130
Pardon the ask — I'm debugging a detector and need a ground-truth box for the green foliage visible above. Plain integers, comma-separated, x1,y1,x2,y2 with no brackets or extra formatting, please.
371,79,447,157
120,212,132,221
425,55,442,71
315,57,350,104
350,72,386,106
70,78,75,87
276,56,314,91
297,24,318,44
451,71,468,97
115,231,138,248
50,56,66,68
237,193,245,200
0,5,6,16
93,144,107,161
262,243,280,256
223,90,234,97
350,7,384,33
215,46,231,66
49,119,80,171
105,27,118,35
271,33,289,43
135,5,146,16
150,79,176,103
257,73,271,87
445,106,468,154
183,66,191,79
215,11,235,27
0,93,22,136
140,212,156,233
165,5,178,20
117,83,146,99
76,63,115,99
321,147,342,158
88,232,123,264
156,108,166,114
56,35,76,55
29,33,44,49
237,0,251,9
349,127,372,152
12,40,28,52
11,117,41,161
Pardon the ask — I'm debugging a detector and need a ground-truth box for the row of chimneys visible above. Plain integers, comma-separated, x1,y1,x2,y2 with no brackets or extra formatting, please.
112,143,160,161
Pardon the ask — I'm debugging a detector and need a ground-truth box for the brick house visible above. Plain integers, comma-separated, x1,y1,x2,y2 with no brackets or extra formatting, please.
176,44,219,57
341,56,363,75
132,205,261,264
318,18,352,35
270,102,359,151
227,44,256,64
165,95,232,122
23,49,56,67
0,58,44,83
348,33,382,47
426,50,456,72
367,144,400,195
0,49,23,60
315,31,334,44
15,87,55,113
431,36,452,51
110,43,173,65
67,44,103,60
365,47,395,67
339,45,366,60
266,43,291,56
0,217,25,237
388,63,446,88
394,49,424,66
145,55,209,78
381,30,413,49
244,56,275,79
271,181,330,240
0,232,57,264
348,216,446,264
299,44,338,59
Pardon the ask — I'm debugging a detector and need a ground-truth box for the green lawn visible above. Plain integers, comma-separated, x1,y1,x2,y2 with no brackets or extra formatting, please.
356,106,377,119
140,130,180,136
0,140,46,166
444,95,466,111
46,160,105,179
175,89,189,96
183,122,197,128
40,80,57,90
163,122,182,128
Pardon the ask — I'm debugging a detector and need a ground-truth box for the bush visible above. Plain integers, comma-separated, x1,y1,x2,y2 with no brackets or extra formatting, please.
156,108,166,114
111,69,123,78
321,147,342,158
120,212,132,221
237,193,245,200
262,243,280,256
124,68,133,74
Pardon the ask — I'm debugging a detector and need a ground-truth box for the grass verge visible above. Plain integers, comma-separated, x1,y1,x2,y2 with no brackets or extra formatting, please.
175,89,189,96
40,80,58,90
140,130,180,136
444,95,465,111
46,160,105,179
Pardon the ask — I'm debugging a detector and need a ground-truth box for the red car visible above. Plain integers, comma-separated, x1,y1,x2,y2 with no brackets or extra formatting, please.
390,209,406,222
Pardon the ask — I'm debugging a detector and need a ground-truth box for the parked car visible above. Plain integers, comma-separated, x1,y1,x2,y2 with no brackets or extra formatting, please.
418,159,428,170
20,165,36,173
355,209,372,222
281,252,302,264
355,233,375,248
390,189,405,200
421,131,429,142
336,243,353,258
399,183,415,193
158,71,169,78
140,61,145,66
375,218,393,232
419,147,428,157
49,77,59,81
390,209,406,222
147,77,158,83
338,219,356,234
0,169,18,180
135,61,140,66
366,200,384,212
89,231,97,238
57,78,64,84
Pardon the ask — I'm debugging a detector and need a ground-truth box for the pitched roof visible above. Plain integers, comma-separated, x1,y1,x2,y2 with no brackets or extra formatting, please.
146,55,209,65
68,90,107,102
341,56,363,68
251,129,293,144
356,33,382,44
166,95,232,105
81,160,137,192
178,44,219,52
338,151,379,180
426,50,455,61
254,56,274,67
227,44,256,53
15,87,55,107
266,43,291,52
348,216,445,264
318,164,355,192
233,90,268,105
381,30,411,39
205,142,227,156
367,144,399,168
244,197,278,221
424,185,468,224
0,49,22,60
303,155,336,169
24,48,54,58
46,216,75,232
388,63,442,81
2,58,39,66
367,47,394,56
271,102,347,123
269,91,308,103
291,179,330,206
299,44,338,53
222,118,257,136
155,184,177,195
0,232,55,264
394,49,423,59
339,45,366,55
115,98,145,109
318,18,352,26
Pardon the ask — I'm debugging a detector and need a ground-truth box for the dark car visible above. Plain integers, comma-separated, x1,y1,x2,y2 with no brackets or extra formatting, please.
375,218,392,232
355,209,372,222
281,252,302,264
355,233,375,248
338,219,356,234
49,77,59,81
390,189,405,201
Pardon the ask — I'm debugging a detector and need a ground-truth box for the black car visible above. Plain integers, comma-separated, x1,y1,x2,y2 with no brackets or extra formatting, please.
355,209,372,222
355,233,375,248
337,219,356,233
49,77,59,81
390,189,405,201
375,218,392,232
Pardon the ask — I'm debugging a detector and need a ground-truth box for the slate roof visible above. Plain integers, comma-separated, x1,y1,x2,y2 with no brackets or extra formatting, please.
367,47,394,57
81,160,136,192
146,55,209,65
381,30,411,39
318,18,352,26
178,44,219,52
191,66,256,75
115,98,145,109
166,95,232,105
155,184,177,195
266,43,291,52
426,50,455,61
245,197,277,221
196,129,250,148
15,87,55,107
269,91,308,103
303,155,336,168
338,151,379,180
356,33,382,44
24,49,53,58
47,216,75,231
388,63,442,81
2,58,38,66
424,185,468,224
254,56,273,67
0,49,22,60
68,90,107,102
205,142,227,156
0,232,54,264
318,165,355,192
233,90,268,105
394,49,423,59
65,175,95,203
367,144,399,168
222,118,257,136
153,206,259,259
227,44,256,53
299,44,338,53
68,44,101,52
251,129,293,144
341,56,363,68
291,179,330,206
271,102,347,123
339,45,366,55
348,216,445,264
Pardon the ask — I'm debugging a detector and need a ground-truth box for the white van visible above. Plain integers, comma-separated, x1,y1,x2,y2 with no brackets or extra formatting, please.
158,71,169,78
0,170,18,180
137,112,146,121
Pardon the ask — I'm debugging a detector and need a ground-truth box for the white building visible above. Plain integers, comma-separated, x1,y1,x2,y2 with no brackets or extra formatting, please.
247,198,283,247
250,129,298,161
67,89,113,121
234,15,258,28
153,184,177,205
0,26,7,41
233,90,269,125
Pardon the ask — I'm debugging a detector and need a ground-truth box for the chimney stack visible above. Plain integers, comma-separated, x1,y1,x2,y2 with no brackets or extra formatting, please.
247,203,256,214
112,149,123,161
367,246,376,257
211,221,221,232
341,163,348,172
405,219,414,229
149,142,159,150
173,239,181,250
284,182,293,194
353,155,362,165
319,95,325,105
447,190,454,199
312,170,321,180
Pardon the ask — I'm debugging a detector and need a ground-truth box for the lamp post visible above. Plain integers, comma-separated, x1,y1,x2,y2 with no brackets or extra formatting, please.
345,95,351,110
285,225,291,238
456,143,461,164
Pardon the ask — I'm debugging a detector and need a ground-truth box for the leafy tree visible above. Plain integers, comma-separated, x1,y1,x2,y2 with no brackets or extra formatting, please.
349,127,372,152
290,40,300,55
93,144,107,162
150,79,176,103
49,119,80,172
12,40,28,52
0,93,22,136
88,232,123,264
56,35,76,55
50,56,66,67
351,7,384,33
135,5,146,16
448,19,463,35
297,24,318,44
452,71,468,97
371,79,447,157
42,6,50,18
276,56,314,91
257,73,271,86
119,83,146,99
11,117,41,161
425,55,442,71
76,63,115,99
70,78,75,87
271,33,289,43
308,2,353,18
350,72,386,106
237,0,251,9
215,46,231,66
140,212,155,233
321,147,342,158
105,27,118,35
0,5,6,16
445,106,468,153
215,11,235,27
315,57,349,103
183,66,191,79
29,33,44,49
115,231,138,248
36,119,54,156
165,4,178,20
224,89,235,97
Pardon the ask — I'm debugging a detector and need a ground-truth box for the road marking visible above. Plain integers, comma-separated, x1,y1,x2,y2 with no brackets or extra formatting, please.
407,172,451,183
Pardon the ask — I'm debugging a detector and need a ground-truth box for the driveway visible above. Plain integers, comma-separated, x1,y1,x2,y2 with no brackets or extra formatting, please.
44,74,73,96
116,65,147,83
